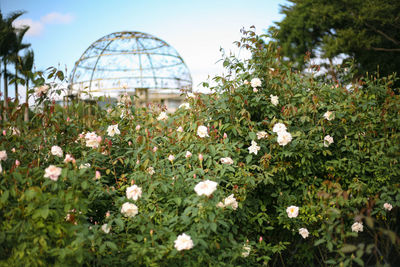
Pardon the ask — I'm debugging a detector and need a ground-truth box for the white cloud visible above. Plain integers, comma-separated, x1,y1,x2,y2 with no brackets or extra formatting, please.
41,12,74,24
13,18,44,36
13,12,74,37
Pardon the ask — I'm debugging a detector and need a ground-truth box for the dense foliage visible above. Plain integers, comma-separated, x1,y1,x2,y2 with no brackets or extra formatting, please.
0,29,400,266
269,0,400,80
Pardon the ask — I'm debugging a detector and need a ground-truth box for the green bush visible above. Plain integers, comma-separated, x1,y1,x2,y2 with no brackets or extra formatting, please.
0,29,399,266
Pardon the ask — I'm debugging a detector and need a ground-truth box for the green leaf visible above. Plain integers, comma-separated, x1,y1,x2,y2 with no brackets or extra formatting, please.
339,244,357,253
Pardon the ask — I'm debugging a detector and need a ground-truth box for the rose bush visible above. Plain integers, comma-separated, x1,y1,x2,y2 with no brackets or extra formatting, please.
0,28,399,266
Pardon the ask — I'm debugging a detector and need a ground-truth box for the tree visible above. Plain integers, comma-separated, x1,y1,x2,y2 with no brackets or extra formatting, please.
0,11,25,120
11,26,30,103
269,0,400,79
18,49,34,122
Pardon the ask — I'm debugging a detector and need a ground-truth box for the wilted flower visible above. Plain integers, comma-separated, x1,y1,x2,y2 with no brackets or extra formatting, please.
242,245,251,257
107,124,120,137
299,228,309,239
35,84,49,97
179,102,190,109
147,167,155,175
197,125,209,138
256,131,268,139
44,165,62,181
177,126,184,132
157,112,168,121
51,146,63,157
270,95,279,106
220,157,234,165
248,140,260,155
323,111,334,121
174,233,194,251
272,123,287,134
0,150,7,161
277,131,292,146
168,154,175,162
101,224,111,234
323,135,334,147
351,222,363,233
383,203,393,211
126,185,142,201
286,205,299,218
121,202,138,217
194,180,217,197
64,154,75,164
250,78,262,88
185,151,192,158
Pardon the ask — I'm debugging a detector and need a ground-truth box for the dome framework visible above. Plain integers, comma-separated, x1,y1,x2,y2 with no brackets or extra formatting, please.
69,31,192,97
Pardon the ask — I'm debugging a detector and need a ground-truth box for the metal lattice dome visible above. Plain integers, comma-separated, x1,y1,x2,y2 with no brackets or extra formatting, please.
69,31,192,98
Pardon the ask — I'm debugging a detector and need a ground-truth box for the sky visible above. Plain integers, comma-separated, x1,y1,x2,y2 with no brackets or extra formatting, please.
1,0,288,101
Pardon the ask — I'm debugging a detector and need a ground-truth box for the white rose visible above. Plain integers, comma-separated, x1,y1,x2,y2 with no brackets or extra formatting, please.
126,185,142,201
0,150,7,161
220,157,234,165
223,194,238,210
85,132,100,148
51,146,63,157
383,203,393,211
64,154,75,163
186,93,195,98
286,205,299,218
174,233,194,251
168,154,175,162
248,140,260,155
272,123,287,134
179,102,190,109
107,124,120,137
79,163,91,169
194,180,218,197
44,165,62,181
185,151,192,158
277,131,292,146
121,202,138,217
323,111,334,121
101,223,111,234
242,245,251,257
250,78,262,88
256,131,268,140
147,167,155,175
157,112,168,121
323,135,334,147
270,95,279,106
197,125,209,138
299,228,309,239
351,222,363,233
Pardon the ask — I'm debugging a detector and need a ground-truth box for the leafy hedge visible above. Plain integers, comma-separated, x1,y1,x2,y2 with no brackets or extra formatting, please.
0,29,399,266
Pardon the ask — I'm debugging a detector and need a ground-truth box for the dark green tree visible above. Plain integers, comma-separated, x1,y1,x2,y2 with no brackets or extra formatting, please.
18,49,34,122
0,11,25,120
269,0,400,79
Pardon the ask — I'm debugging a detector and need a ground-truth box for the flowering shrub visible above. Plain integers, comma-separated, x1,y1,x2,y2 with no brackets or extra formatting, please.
0,28,400,266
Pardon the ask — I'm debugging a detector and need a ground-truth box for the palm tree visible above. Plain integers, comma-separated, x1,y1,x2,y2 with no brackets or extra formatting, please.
0,11,25,121
19,49,34,122
12,26,30,104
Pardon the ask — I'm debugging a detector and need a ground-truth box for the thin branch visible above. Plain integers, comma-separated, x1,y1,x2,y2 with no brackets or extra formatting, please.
369,47,400,52
365,22,400,46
